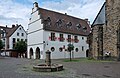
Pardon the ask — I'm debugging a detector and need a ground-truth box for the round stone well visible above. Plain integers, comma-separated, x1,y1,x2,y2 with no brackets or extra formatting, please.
33,50,63,72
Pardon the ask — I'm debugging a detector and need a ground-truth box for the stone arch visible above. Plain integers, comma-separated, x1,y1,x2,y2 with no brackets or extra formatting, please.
36,47,40,59
29,48,33,59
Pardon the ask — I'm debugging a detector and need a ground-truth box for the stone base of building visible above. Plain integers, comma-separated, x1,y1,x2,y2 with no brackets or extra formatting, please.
93,56,118,61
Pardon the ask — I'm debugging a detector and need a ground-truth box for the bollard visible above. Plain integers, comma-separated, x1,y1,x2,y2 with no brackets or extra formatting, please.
45,50,51,66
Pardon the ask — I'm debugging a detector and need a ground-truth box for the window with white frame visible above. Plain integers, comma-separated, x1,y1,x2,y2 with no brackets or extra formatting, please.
17,32,19,36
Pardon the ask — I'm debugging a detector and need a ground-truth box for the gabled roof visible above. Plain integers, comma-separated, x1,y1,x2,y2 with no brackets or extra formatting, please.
36,7,91,36
6,26,19,37
0,25,22,37
92,2,106,27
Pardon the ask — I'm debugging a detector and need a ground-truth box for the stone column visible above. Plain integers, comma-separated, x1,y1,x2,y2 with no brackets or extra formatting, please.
45,50,51,66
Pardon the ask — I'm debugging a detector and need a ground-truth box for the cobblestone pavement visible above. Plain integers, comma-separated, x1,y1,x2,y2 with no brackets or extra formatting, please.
0,57,120,78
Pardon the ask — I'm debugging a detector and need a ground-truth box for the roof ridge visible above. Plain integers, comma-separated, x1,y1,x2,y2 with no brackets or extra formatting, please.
39,7,86,22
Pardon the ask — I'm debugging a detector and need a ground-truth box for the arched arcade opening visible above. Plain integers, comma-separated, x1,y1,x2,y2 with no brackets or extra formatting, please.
36,47,40,59
29,48,33,59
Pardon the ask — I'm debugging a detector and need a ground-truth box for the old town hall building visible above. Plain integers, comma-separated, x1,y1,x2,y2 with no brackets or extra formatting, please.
90,0,120,60
27,2,91,59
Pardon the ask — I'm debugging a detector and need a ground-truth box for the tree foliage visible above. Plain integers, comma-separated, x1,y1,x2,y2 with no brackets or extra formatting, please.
67,43,74,52
67,43,74,61
14,41,27,53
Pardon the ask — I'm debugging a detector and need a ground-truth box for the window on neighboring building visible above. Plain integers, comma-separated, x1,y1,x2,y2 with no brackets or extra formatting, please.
21,39,23,41
67,35,71,42
7,45,9,48
25,39,27,42
13,38,16,43
59,34,64,42
13,38,16,48
74,36,79,43
1,30,5,37
82,46,84,51
17,38,19,42
17,32,19,36
21,33,24,36
2,39,5,47
51,33,55,41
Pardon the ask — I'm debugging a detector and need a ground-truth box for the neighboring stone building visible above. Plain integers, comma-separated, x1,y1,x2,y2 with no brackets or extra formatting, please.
27,2,91,59
90,0,120,60
0,24,27,56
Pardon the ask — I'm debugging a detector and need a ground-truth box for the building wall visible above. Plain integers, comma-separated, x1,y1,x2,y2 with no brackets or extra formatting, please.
27,29,44,59
27,8,44,59
27,2,89,59
91,26,99,58
9,26,27,49
28,29,89,59
43,31,88,59
103,0,120,58
91,0,120,59
28,11,43,32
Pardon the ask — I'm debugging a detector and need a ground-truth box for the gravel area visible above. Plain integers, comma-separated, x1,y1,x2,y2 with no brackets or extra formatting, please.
0,57,120,78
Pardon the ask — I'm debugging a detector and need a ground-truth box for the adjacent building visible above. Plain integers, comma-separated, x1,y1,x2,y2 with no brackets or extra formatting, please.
0,24,27,56
27,2,91,59
90,0,120,60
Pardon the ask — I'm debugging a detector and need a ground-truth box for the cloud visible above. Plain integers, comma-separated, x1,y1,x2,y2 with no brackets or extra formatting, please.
41,0,105,24
0,15,22,20
0,0,31,30
0,0,105,30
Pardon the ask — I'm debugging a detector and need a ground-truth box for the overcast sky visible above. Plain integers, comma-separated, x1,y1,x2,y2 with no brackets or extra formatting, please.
0,0,105,30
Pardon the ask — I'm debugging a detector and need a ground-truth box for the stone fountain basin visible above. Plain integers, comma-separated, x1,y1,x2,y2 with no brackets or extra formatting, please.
33,64,63,72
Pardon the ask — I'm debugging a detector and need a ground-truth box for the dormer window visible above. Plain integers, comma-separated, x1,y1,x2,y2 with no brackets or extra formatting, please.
76,24,81,30
83,26,87,32
66,22,72,28
56,19,62,27
44,17,51,26
47,17,51,22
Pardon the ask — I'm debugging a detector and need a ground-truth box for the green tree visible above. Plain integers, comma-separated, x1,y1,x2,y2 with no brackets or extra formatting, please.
14,41,27,58
67,43,74,61
0,40,4,56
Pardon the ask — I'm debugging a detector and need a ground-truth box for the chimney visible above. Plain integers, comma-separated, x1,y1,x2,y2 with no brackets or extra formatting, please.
33,2,38,7
84,18,88,22
65,13,67,15
19,24,21,26
12,24,15,28
32,2,39,12
84,18,90,25
16,24,19,26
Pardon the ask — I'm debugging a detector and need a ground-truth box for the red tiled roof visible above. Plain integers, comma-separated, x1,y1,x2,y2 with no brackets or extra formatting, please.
0,25,20,37
38,8,91,36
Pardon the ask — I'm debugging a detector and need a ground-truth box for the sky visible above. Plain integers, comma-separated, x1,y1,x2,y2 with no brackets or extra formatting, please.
0,0,105,30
